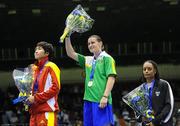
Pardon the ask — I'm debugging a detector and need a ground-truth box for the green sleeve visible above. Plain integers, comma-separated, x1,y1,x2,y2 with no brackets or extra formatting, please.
77,53,85,68
104,57,117,77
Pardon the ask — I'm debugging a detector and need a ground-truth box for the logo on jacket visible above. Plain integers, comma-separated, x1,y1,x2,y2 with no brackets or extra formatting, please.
155,91,160,96
40,120,46,124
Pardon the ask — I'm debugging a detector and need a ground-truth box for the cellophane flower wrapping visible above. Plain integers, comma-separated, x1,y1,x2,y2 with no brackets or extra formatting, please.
122,84,154,120
12,66,34,104
60,4,94,42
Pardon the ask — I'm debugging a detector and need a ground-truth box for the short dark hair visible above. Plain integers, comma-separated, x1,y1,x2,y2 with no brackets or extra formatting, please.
141,60,160,82
36,41,54,60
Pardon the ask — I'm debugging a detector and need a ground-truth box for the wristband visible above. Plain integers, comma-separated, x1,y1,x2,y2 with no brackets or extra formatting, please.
103,95,108,98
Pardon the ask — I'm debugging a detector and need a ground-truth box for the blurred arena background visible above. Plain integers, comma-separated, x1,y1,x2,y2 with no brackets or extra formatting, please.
0,0,180,125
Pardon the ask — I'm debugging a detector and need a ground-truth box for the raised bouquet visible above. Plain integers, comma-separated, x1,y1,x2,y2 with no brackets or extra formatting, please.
12,66,34,107
60,4,94,43
122,84,154,121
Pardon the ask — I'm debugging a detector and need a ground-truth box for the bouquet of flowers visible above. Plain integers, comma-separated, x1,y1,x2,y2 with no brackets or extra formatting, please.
60,4,94,43
122,84,154,121
12,66,34,105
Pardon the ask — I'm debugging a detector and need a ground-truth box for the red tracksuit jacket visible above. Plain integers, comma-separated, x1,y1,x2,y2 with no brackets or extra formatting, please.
30,57,61,115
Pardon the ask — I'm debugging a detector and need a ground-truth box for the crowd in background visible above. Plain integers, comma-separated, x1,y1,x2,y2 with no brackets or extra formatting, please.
0,82,180,125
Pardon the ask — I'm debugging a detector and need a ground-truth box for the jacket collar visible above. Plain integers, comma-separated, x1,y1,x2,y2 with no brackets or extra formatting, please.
35,56,49,70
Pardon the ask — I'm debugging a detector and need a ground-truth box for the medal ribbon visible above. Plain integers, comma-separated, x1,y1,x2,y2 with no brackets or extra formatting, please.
33,61,48,93
89,51,102,82
144,80,155,110
89,59,96,81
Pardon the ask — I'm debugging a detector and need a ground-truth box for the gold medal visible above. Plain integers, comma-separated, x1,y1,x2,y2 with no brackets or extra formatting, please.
88,81,93,87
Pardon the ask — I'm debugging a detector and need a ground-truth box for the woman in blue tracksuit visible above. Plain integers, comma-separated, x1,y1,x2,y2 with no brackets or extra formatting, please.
137,60,174,126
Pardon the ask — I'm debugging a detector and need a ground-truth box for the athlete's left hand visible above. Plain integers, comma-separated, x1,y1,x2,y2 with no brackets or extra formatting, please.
25,95,35,104
99,97,108,108
145,122,154,126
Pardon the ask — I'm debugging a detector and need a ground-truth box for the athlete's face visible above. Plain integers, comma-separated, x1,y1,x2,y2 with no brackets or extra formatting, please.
143,62,156,81
34,46,48,61
87,37,102,54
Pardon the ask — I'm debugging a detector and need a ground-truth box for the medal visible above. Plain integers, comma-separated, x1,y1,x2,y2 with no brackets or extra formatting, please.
88,81,93,87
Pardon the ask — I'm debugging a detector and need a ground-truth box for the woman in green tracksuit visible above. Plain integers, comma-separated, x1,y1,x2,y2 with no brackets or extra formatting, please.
65,35,117,126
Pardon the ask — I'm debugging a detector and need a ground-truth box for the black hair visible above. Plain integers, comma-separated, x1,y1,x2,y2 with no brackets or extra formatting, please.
141,60,160,82
36,41,54,60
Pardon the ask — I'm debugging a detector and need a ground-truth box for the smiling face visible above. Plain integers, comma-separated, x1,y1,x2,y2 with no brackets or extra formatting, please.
34,46,49,61
143,61,156,82
87,36,102,54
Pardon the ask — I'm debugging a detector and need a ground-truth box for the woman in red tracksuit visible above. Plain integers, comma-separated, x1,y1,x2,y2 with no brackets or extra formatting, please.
26,41,61,126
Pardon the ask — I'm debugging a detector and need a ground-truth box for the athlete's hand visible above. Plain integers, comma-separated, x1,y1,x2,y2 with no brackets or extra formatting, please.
145,122,154,126
99,96,108,108
25,95,35,105
142,117,154,126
